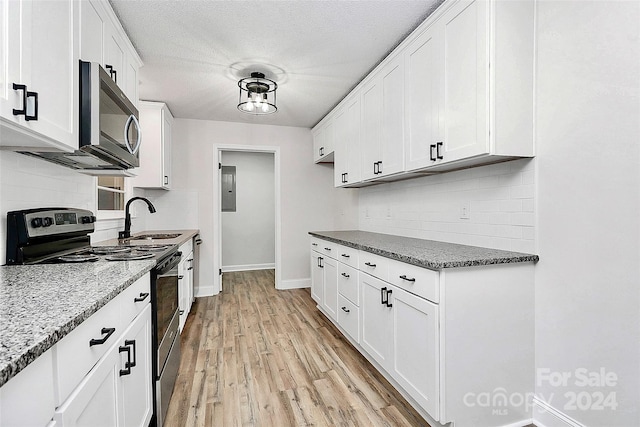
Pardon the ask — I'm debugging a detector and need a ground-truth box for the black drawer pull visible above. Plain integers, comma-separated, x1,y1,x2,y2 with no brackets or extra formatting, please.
324,247,332,251
178,275,184,279
312,243,318,246
119,345,131,376
341,306,350,313
399,275,416,282
179,309,185,315
187,267,194,270
25,90,38,121
385,289,393,308
364,262,376,268
89,327,116,347
436,141,444,160
125,339,137,367
381,287,387,305
430,144,436,161
12,83,27,116
341,272,350,278
195,238,203,245
134,292,149,302
341,254,350,258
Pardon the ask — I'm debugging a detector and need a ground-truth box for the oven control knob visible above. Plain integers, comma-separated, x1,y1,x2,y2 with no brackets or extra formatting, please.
81,216,92,224
42,217,53,227
31,217,43,228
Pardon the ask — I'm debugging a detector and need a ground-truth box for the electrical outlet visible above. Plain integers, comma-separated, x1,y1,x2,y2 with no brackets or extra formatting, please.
460,202,470,219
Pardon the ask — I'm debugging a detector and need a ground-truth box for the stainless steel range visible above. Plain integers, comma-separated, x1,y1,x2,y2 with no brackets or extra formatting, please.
5,207,182,427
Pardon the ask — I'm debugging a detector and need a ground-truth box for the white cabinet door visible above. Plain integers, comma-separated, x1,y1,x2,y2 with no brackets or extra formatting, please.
440,0,489,163
120,305,153,427
360,77,382,181
124,55,139,107
360,273,393,370
54,345,121,427
379,54,405,177
391,286,440,420
104,25,125,88
162,107,173,188
0,0,78,152
311,252,323,305
333,104,348,187
178,255,189,333
79,0,106,64
322,256,338,321
132,102,173,189
405,24,442,171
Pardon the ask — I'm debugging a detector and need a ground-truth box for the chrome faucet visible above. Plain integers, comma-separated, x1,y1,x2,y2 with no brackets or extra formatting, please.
119,197,156,239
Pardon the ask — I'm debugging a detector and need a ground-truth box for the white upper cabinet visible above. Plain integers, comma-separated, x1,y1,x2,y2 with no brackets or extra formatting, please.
312,117,335,163
315,0,535,185
333,93,362,187
132,101,173,190
361,54,405,181
0,0,78,152
405,23,442,171
79,0,141,106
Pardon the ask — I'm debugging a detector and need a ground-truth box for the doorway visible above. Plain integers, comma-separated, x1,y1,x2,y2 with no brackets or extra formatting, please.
213,145,281,294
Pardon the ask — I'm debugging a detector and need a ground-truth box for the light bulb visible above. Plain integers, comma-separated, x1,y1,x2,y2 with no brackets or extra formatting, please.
245,102,254,111
262,103,269,113
255,95,261,105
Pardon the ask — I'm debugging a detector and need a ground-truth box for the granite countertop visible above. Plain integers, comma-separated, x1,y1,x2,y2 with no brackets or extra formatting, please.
309,230,539,270
93,229,199,248
0,259,155,388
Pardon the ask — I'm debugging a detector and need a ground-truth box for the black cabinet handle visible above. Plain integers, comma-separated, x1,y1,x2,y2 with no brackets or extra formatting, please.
134,292,149,302
319,147,324,157
105,64,117,83
341,272,350,278
178,275,184,279
377,161,383,174
311,243,318,247
89,327,116,347
381,287,387,305
318,257,324,268
399,275,416,282
119,345,132,376
12,83,27,116
195,238,203,245
341,306,350,313
436,142,443,160
179,309,185,315
364,262,376,268
188,266,194,270
430,144,436,161
25,90,38,121
164,176,169,185
373,162,378,175
324,247,332,251
385,289,393,308
125,339,137,367
341,254,350,258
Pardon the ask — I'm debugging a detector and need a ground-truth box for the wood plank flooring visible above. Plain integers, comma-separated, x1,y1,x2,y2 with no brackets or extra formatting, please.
165,270,429,427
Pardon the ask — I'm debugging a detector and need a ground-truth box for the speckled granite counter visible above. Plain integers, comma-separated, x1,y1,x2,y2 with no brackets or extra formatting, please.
94,229,199,248
309,230,538,270
0,259,155,387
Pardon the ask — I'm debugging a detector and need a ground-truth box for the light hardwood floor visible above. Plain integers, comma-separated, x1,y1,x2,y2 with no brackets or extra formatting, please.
165,269,429,427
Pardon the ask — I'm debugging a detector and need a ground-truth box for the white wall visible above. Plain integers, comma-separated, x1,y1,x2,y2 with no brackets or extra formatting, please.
533,1,640,426
220,151,275,271
147,119,358,296
359,158,536,253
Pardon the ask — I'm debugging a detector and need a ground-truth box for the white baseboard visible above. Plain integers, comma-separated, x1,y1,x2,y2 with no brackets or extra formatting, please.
533,397,585,427
276,278,310,290
194,285,216,297
221,263,275,272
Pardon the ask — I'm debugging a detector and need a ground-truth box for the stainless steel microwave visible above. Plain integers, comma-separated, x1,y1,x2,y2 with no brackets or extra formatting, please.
20,61,141,173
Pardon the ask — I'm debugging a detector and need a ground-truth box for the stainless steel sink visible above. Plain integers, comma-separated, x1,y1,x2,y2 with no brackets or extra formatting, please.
129,233,181,240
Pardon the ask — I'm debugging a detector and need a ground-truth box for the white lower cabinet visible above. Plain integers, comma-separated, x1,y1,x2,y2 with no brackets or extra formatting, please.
321,257,338,321
311,236,535,427
178,239,195,333
310,251,323,304
54,304,152,427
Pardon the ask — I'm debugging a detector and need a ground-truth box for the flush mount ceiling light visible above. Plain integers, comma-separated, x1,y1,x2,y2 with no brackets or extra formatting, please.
237,72,277,115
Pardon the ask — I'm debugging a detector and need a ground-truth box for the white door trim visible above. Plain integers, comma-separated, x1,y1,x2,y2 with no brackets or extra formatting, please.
213,144,281,294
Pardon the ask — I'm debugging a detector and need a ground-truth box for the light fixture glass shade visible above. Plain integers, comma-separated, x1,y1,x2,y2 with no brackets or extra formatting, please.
238,72,277,115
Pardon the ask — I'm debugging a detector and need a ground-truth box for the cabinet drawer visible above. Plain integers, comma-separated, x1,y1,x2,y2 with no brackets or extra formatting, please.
54,296,122,405
337,295,360,344
179,239,193,257
335,244,359,268
338,263,359,306
388,261,439,303
119,273,151,328
311,237,336,259
358,251,390,282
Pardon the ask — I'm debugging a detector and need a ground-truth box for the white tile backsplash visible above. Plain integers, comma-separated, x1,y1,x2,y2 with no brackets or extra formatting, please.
359,158,537,253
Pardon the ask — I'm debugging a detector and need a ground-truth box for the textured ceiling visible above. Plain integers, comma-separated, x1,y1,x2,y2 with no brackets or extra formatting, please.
110,0,443,128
